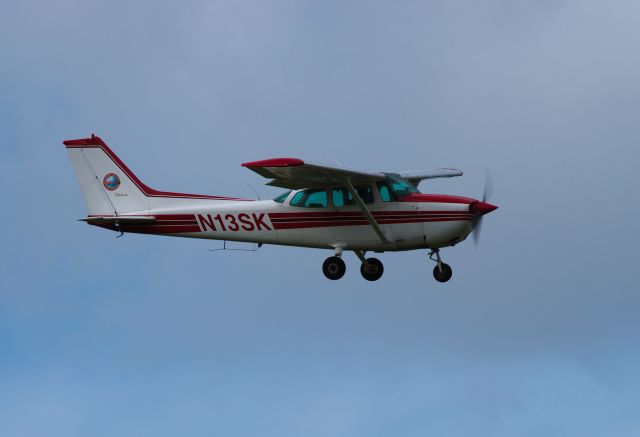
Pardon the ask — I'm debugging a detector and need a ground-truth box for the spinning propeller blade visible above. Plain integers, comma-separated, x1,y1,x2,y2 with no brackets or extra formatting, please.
472,171,497,245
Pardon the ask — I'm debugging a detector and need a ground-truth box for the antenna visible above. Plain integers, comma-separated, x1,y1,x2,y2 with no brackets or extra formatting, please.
245,183,261,201
329,155,344,167
210,241,262,252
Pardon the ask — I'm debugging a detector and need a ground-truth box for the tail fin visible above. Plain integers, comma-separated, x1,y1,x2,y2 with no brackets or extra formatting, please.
65,135,249,216
64,135,151,216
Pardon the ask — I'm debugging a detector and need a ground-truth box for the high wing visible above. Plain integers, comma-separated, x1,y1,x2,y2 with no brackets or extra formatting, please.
242,158,463,245
398,168,463,187
242,158,385,190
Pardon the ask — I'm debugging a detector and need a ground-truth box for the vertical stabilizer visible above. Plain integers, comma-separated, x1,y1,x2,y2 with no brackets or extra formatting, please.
64,136,150,216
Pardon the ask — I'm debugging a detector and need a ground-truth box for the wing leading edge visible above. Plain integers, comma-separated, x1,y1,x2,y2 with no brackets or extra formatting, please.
242,158,462,189
241,158,385,190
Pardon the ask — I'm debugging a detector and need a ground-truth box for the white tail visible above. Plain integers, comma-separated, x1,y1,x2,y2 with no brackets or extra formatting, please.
65,136,149,216
65,135,247,217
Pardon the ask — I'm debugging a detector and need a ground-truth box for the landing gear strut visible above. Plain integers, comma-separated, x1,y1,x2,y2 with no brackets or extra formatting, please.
428,249,453,283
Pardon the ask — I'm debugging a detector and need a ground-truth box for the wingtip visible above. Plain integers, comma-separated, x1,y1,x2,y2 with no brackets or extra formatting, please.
440,168,463,176
241,158,305,168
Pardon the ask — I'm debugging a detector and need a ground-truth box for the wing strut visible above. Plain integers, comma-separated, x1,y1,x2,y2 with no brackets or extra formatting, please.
343,178,390,244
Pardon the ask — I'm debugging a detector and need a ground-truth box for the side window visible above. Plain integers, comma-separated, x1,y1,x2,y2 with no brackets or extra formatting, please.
355,185,374,204
390,181,411,197
331,188,349,207
331,186,374,206
290,189,328,208
305,190,328,207
377,182,392,202
290,191,305,206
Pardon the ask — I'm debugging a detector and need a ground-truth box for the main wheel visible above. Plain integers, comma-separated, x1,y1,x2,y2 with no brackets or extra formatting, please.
433,263,453,282
323,256,346,280
360,257,384,281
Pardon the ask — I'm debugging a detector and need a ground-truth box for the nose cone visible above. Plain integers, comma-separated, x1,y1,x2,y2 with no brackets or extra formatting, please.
472,201,498,215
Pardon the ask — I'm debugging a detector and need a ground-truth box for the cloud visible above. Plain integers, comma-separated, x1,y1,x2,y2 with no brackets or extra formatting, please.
1,0,639,435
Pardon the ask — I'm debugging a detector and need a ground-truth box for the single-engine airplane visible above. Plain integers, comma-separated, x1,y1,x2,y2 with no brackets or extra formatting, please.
64,135,497,282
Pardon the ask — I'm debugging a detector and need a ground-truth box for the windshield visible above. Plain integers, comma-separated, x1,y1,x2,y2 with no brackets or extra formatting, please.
273,191,291,203
290,189,328,208
383,173,419,198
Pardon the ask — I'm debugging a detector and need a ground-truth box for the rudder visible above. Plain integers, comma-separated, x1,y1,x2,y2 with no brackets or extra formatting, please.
64,135,149,216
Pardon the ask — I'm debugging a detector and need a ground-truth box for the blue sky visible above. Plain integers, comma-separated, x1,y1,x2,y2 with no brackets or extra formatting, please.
1,1,639,435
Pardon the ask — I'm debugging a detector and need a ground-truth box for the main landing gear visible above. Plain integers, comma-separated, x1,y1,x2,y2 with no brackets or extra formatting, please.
322,256,346,280
321,248,384,281
321,248,453,283
428,249,453,283
360,258,384,281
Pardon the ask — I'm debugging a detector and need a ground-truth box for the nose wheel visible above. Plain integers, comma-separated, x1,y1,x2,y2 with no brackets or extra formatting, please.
429,249,453,283
433,263,453,282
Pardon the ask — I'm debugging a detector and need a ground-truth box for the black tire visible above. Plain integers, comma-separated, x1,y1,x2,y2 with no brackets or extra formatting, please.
322,256,346,280
433,263,453,282
360,257,384,281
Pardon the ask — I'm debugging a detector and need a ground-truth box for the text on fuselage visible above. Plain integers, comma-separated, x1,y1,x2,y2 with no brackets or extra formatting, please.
196,213,272,232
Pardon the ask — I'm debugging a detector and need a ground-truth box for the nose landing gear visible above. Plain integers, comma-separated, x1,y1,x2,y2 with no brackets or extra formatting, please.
429,249,453,283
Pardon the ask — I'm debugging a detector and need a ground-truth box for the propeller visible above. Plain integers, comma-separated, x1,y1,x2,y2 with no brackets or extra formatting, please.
472,170,495,245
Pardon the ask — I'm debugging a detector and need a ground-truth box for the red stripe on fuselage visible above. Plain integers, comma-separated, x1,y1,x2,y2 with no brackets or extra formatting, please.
268,211,472,224
271,216,472,230
268,210,470,218
90,222,201,234
120,225,201,234
399,193,475,204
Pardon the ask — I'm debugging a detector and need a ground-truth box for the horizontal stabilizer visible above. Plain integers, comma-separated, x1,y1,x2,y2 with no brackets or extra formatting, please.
81,216,156,223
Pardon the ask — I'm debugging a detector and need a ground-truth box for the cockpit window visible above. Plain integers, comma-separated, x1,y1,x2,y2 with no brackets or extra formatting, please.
331,185,374,206
384,173,419,198
376,182,394,202
273,191,291,203
290,189,328,208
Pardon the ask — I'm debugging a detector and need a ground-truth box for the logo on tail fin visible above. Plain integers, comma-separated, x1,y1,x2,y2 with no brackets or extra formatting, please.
103,173,121,191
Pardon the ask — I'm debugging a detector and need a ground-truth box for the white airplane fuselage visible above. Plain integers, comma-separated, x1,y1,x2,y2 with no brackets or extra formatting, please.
90,193,477,251
66,135,497,281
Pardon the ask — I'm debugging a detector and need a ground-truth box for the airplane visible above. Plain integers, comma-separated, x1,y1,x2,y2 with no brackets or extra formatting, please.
64,135,497,282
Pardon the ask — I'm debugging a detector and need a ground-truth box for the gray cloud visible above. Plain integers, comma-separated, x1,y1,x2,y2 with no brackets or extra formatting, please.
1,0,639,435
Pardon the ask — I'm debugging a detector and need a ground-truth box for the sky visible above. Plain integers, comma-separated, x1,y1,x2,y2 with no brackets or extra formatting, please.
1,0,640,435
